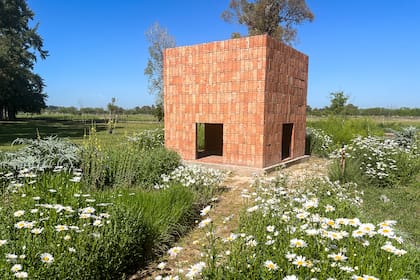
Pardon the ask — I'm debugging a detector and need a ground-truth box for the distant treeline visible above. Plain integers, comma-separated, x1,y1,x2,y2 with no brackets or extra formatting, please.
43,105,156,115
39,105,420,117
307,105,420,117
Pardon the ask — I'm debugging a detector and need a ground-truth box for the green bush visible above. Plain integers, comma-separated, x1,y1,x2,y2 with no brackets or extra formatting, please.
133,147,181,189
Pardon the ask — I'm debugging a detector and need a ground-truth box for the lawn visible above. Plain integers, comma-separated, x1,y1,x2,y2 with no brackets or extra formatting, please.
0,114,161,152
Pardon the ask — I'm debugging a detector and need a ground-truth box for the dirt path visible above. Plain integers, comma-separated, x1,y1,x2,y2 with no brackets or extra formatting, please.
129,157,329,279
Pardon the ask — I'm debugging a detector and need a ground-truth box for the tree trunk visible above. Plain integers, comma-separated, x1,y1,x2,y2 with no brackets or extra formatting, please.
8,105,16,120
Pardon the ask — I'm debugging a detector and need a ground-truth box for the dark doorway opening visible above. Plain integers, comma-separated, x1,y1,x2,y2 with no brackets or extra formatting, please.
196,123,223,159
282,123,294,160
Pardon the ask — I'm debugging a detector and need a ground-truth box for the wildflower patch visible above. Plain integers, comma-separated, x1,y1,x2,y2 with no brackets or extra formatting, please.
196,175,417,279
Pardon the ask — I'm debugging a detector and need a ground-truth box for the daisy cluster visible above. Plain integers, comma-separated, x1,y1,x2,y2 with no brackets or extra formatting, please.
158,165,225,190
0,169,112,279
307,128,334,157
126,128,164,150
200,175,413,279
331,136,418,187
1,167,82,194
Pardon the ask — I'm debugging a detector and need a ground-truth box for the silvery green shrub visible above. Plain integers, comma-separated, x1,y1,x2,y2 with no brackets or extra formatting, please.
393,126,418,148
0,136,80,172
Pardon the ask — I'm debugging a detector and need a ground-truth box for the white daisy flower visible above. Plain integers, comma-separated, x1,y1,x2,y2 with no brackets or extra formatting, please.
264,260,278,271
198,218,212,228
14,221,26,229
266,225,275,232
55,225,69,232
290,238,307,248
292,255,307,267
200,205,211,216
283,275,298,280
327,252,348,262
40,253,54,264
14,271,28,278
93,220,102,227
167,246,183,258
11,264,22,272
31,228,44,235
185,261,205,279
13,210,25,217
157,262,166,270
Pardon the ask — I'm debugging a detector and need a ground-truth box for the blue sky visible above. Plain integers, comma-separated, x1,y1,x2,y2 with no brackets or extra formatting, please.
28,0,420,109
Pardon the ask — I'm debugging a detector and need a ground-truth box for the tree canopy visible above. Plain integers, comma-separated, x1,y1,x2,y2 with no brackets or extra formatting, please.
328,91,349,115
0,0,48,120
144,22,176,107
222,0,314,44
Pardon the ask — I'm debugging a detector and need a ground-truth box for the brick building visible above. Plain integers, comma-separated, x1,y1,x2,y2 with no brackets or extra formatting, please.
163,34,308,169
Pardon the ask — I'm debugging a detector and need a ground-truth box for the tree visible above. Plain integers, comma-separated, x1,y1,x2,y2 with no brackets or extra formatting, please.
343,103,359,115
0,0,48,120
153,102,164,122
222,0,314,44
144,22,176,107
328,91,349,115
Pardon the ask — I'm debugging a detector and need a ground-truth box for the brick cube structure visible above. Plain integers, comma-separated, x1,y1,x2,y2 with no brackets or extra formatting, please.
164,34,308,169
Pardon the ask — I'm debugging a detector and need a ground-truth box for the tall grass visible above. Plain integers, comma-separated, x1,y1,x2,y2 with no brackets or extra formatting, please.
81,127,180,189
307,116,383,144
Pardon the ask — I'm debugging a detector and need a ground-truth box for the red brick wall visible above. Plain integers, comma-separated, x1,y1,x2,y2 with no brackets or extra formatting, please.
263,36,308,166
164,35,308,168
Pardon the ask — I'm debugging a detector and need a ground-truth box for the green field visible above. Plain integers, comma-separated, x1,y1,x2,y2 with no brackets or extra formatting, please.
0,114,161,151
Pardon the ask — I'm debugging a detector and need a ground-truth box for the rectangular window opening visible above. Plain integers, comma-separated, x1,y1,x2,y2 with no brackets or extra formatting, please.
196,123,223,159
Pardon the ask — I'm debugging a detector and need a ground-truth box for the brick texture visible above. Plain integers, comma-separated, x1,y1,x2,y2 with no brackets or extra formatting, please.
164,34,308,168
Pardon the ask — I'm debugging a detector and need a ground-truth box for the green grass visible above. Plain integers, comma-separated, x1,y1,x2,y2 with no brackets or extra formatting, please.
307,115,420,144
18,112,156,122
196,123,205,151
0,115,162,152
358,179,420,248
329,157,420,247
